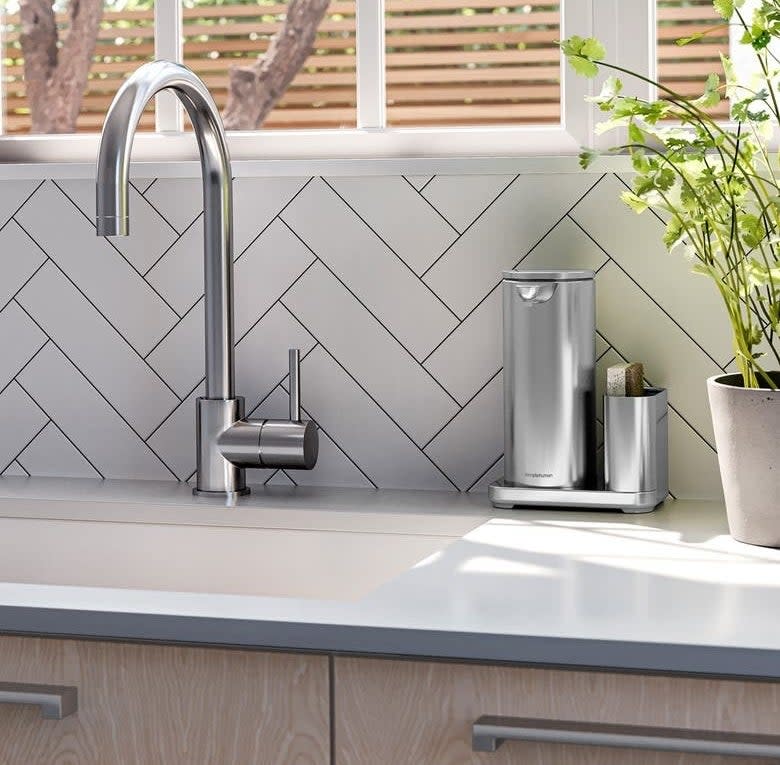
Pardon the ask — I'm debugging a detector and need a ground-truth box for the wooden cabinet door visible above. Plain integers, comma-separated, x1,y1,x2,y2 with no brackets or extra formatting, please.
0,635,329,765
334,656,780,765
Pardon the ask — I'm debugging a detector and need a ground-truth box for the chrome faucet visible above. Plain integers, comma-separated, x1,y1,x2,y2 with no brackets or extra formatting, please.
96,61,318,498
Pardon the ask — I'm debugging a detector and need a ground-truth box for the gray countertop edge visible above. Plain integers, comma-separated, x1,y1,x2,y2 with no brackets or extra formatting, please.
1,606,777,682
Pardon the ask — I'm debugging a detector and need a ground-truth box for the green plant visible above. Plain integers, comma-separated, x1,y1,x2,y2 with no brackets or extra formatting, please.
561,1,780,389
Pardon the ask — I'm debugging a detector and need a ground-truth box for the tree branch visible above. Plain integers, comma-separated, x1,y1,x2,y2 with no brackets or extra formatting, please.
19,0,103,133
19,0,58,121
222,0,331,130
53,0,104,130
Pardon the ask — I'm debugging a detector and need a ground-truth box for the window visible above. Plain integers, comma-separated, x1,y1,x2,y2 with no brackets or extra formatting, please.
0,1,747,163
2,0,156,134
657,0,730,119
181,0,357,129
384,2,561,127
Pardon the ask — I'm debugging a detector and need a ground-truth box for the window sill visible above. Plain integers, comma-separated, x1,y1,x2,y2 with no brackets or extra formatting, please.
0,125,630,178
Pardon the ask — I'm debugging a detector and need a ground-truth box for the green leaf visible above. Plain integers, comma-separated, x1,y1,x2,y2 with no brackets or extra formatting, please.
745,259,780,286
676,31,708,46
720,53,739,99
621,190,649,214
560,36,606,79
631,151,651,174
740,213,766,248
578,147,599,169
713,0,734,20
580,38,606,60
627,121,644,143
663,217,684,250
694,72,721,108
588,75,622,102
748,324,763,346
655,167,676,191
570,57,598,78
732,89,771,122
742,22,772,51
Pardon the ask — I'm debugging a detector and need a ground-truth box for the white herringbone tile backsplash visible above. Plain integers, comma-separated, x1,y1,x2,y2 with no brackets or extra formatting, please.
0,172,727,498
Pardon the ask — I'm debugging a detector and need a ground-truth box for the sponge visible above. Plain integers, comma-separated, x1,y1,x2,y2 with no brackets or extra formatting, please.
606,363,645,397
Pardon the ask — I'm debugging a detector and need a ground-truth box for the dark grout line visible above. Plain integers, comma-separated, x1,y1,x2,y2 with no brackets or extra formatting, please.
282,333,459,491
234,214,278,266
277,217,461,409
400,174,461,235
418,175,436,193
248,336,376,488
667,401,717,453
143,212,201,276
280,470,297,486
589,252,727,372
234,176,315,261
447,174,609,324
7,179,46,223
564,212,612,261
5,336,49,393
244,342,319,420
0,251,50,314
0,418,50,476
422,367,502,451
133,184,184,237
511,174,608,270
319,177,462,323
420,281,499,367
12,305,180,480
234,257,318,347
613,172,671,230
144,384,199,444
9,459,31,477
466,452,504,493
182,376,206,402
45,420,105,480
567,190,739,372
596,346,612,363
420,173,520,279
598,330,718,453
10,236,183,405
143,293,203,362
139,178,157,195
50,180,184,320
270,344,379,490
262,470,280,485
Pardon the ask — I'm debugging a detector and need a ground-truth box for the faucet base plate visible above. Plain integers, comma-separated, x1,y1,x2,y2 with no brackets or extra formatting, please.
489,480,666,513
192,487,251,500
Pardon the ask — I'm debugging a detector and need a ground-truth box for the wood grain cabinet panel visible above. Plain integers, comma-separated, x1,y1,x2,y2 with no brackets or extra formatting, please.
0,636,329,765
334,657,780,765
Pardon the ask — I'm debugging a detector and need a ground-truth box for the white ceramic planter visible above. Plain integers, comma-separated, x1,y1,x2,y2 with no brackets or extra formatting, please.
707,373,780,548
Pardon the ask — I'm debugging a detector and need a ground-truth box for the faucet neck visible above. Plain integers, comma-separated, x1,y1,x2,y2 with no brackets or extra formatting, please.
96,61,236,399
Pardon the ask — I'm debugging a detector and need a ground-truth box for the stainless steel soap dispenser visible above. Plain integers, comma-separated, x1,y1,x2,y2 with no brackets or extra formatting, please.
491,268,668,513
502,269,596,489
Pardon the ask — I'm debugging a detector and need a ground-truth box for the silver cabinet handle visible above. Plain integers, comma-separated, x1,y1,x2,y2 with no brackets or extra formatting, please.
0,682,78,719
472,716,780,759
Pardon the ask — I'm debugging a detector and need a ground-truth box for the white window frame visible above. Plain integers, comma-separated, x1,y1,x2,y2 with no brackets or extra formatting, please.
0,0,658,173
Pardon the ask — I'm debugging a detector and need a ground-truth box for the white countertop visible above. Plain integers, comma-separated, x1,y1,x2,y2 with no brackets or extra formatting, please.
0,477,778,679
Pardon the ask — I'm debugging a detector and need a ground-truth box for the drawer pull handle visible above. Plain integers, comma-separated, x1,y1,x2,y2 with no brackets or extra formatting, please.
472,716,780,759
0,682,78,719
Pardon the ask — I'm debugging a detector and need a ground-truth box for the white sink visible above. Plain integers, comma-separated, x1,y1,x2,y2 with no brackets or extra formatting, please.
0,516,452,602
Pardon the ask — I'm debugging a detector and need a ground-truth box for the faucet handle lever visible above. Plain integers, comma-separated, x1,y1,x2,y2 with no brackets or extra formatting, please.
289,348,301,422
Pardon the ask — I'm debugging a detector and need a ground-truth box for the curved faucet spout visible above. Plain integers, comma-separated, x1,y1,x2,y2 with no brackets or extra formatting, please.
96,61,235,399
